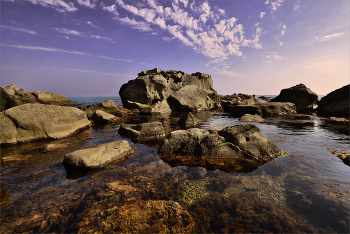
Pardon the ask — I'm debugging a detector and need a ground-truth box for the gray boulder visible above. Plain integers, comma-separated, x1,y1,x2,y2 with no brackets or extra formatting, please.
270,83,318,113
225,102,296,117
119,68,217,112
63,140,132,169
0,104,91,144
119,122,165,140
159,124,282,160
32,91,76,105
168,85,214,111
78,100,130,118
239,114,264,122
177,112,199,128
0,84,45,111
90,110,119,123
317,84,349,117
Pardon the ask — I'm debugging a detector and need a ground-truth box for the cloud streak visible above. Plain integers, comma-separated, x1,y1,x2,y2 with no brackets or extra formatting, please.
1,25,37,34
28,0,78,13
314,32,344,42
52,28,84,36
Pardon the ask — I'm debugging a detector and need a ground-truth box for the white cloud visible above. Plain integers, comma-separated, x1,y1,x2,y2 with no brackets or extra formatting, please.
87,21,98,28
179,0,188,8
0,25,37,34
91,35,112,41
279,42,284,46
100,2,118,15
116,16,152,31
294,4,300,11
260,12,266,19
265,52,283,61
281,24,286,35
52,28,84,36
28,0,78,13
77,0,96,8
64,36,69,39
314,32,344,42
271,0,285,11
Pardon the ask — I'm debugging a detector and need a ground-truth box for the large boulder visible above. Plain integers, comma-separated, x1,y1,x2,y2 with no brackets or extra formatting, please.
317,84,349,117
0,104,91,144
177,112,199,128
159,124,282,160
90,110,120,123
78,100,130,118
63,140,132,169
118,122,165,140
31,91,76,105
224,102,296,117
270,83,318,113
119,68,216,112
0,84,45,111
168,85,214,111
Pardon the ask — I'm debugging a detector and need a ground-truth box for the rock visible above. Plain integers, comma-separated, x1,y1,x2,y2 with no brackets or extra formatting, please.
63,140,132,169
119,122,165,140
168,85,214,111
0,104,91,145
119,68,217,112
317,84,349,117
159,124,282,160
209,93,224,104
90,110,119,123
336,153,350,166
78,100,130,118
177,112,200,128
38,144,68,152
225,102,296,117
239,114,264,122
32,91,76,105
0,84,45,111
258,96,274,102
125,100,151,109
270,83,318,113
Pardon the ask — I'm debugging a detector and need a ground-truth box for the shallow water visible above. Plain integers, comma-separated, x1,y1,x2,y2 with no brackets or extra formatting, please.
1,97,349,233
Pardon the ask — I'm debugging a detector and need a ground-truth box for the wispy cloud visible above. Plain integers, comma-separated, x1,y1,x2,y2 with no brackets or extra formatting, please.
52,28,84,36
87,21,98,28
1,25,37,34
260,12,266,19
265,52,283,62
77,0,96,9
281,24,286,35
314,32,344,42
28,0,78,13
91,35,112,41
115,16,152,31
0,43,134,63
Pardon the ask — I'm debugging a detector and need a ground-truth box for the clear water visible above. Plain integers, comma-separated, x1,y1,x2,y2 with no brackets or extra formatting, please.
0,97,349,233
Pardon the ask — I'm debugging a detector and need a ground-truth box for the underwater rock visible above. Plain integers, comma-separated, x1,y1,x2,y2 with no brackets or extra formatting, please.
177,112,199,128
38,144,68,152
239,114,264,122
159,124,282,160
63,140,132,169
118,122,165,140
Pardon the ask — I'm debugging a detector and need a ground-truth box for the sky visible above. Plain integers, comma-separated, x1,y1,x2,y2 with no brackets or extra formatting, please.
0,0,349,97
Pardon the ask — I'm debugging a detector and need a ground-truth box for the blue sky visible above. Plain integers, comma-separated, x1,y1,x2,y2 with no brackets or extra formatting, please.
1,0,349,96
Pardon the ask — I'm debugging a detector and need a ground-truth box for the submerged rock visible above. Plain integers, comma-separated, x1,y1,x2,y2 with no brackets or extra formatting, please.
32,91,76,105
78,100,130,118
317,84,349,117
177,112,200,128
0,104,91,145
0,84,45,111
63,140,132,169
270,83,318,113
239,114,265,122
159,124,282,160
119,122,165,140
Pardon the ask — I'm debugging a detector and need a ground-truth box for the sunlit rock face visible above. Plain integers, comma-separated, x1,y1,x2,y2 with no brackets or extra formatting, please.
118,122,165,141
119,68,217,113
31,91,76,105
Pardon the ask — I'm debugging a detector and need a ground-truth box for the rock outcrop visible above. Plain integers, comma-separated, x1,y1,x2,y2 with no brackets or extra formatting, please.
78,100,130,118
239,114,264,122
90,110,120,123
31,91,76,105
159,124,282,160
118,122,165,140
0,84,45,111
119,68,216,113
270,83,318,113
223,102,296,117
0,104,91,144
317,84,349,117
63,140,132,169
177,112,199,128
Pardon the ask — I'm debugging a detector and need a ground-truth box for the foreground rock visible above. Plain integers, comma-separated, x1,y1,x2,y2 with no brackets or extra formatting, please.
0,84,45,111
119,122,165,140
32,91,76,105
239,114,264,122
159,124,282,160
317,84,349,117
63,140,132,169
90,110,120,123
119,68,216,113
1,104,91,144
270,83,318,113
177,112,199,128
78,100,130,118
224,102,296,117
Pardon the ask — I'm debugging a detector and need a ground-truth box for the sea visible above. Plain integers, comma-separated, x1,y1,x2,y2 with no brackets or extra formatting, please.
0,95,348,233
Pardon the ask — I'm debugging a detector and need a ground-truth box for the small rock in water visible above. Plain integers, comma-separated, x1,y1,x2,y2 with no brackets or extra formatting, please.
239,114,264,122
118,122,165,140
177,112,199,128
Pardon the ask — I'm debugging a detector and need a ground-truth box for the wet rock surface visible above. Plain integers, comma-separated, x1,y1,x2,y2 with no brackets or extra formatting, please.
78,100,130,118
270,83,318,113
239,114,265,122
177,112,200,128
119,122,165,140
90,110,120,124
1,104,91,145
63,140,132,169
226,102,296,117
317,84,349,117
32,91,76,105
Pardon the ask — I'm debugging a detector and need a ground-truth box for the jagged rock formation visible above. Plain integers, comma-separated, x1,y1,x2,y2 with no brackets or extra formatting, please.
119,68,217,113
317,84,349,117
